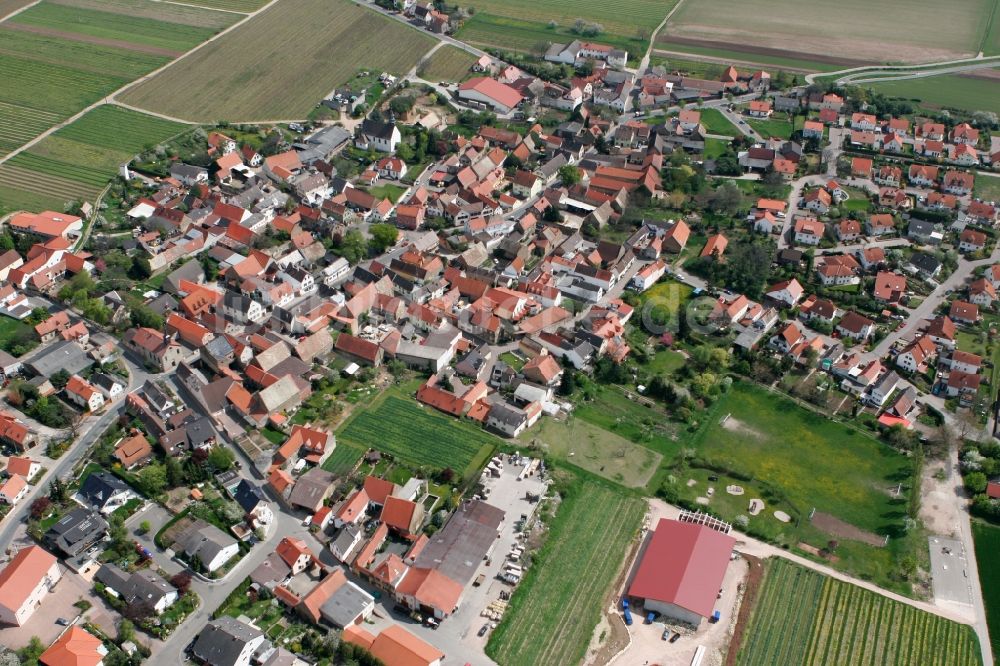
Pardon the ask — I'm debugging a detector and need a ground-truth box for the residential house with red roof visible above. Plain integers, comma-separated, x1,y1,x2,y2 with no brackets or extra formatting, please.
0,545,61,626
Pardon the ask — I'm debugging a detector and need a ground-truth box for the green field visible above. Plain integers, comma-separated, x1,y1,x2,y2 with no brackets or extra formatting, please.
705,137,731,159
0,0,228,166
337,394,497,477
737,559,980,666
973,521,1000,658
0,105,187,214
420,45,477,82
661,0,989,64
746,115,794,140
120,0,436,122
487,480,644,665
7,2,217,52
367,183,407,203
698,108,739,135
529,415,662,488
694,383,911,538
320,442,365,476
865,72,1000,115
975,174,1000,202
454,0,675,57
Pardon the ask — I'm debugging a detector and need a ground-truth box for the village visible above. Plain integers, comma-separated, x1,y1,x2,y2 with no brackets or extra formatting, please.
0,17,997,666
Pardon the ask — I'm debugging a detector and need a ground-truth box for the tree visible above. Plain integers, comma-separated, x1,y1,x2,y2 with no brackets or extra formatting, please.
558,370,576,396
138,520,151,535
30,497,51,520
109,513,128,553
50,369,71,390
207,446,235,472
129,256,152,280
138,464,168,497
48,477,68,503
965,471,988,494
558,165,582,186
166,455,184,488
18,637,45,664
369,224,399,253
337,230,368,264
170,572,192,594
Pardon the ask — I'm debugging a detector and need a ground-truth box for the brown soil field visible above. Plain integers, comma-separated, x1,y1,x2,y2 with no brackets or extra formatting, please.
656,35,870,68
811,511,885,547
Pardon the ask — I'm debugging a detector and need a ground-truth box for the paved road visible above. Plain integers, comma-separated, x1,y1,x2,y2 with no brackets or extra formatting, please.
804,53,1000,84
631,0,687,78
814,238,910,255
0,357,154,556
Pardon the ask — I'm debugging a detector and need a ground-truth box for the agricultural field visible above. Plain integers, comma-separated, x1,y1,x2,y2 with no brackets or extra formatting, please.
529,415,662,488
120,0,435,122
320,442,365,476
654,41,843,73
737,559,980,666
660,0,991,64
573,385,684,461
0,0,229,163
337,394,497,477
973,521,1000,657
455,0,678,57
0,106,187,213
419,45,477,83
865,71,1000,115
487,479,644,666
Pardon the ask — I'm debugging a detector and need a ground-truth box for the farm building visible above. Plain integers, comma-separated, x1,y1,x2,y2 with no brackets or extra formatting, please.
627,518,735,624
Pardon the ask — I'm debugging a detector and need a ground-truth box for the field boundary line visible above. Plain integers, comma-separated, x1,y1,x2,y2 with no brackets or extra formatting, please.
148,0,252,15
0,0,40,22
0,0,283,166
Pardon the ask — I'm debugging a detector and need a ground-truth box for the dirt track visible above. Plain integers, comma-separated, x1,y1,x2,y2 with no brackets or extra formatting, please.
2,21,185,57
811,511,885,547
655,34,873,69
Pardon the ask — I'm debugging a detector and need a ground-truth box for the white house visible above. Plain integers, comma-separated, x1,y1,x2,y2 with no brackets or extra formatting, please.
356,119,401,153
0,546,61,626
0,474,29,505
765,278,803,307
65,375,105,412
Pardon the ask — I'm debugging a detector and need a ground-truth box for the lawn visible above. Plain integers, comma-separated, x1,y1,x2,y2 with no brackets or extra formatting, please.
486,479,644,665
974,174,1000,202
529,415,662,488
661,0,989,64
746,115,794,140
634,278,693,333
573,385,683,460
973,521,1000,658
737,559,980,666
454,0,676,58
120,0,436,122
704,137,731,159
419,45,477,82
698,108,739,135
692,383,911,536
0,316,32,350
865,71,1000,115
337,392,497,478
367,183,407,203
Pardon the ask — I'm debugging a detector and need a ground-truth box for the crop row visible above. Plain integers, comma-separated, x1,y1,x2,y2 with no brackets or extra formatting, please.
320,442,364,476
0,27,167,78
0,52,126,116
488,482,643,665
6,152,111,187
339,396,493,472
740,560,981,666
54,105,187,152
10,2,216,52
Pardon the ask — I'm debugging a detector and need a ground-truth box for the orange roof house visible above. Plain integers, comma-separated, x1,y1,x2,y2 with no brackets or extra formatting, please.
381,496,424,539
343,623,444,666
40,627,106,666
113,433,153,469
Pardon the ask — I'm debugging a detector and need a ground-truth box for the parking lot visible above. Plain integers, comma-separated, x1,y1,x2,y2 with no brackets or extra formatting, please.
365,457,549,664
929,535,974,606
608,499,749,666
0,565,117,650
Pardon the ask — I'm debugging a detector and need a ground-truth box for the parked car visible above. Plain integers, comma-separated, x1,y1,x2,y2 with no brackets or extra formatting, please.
478,624,490,637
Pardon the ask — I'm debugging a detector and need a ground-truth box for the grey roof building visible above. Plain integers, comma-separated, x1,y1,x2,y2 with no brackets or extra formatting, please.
192,617,265,666
77,471,131,513
319,579,375,628
45,507,109,557
413,499,505,586
25,340,91,377
95,563,178,611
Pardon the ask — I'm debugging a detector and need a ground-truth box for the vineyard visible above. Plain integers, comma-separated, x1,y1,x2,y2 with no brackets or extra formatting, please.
487,480,644,666
420,45,477,83
0,106,188,214
120,0,436,122
737,559,981,666
337,395,496,476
